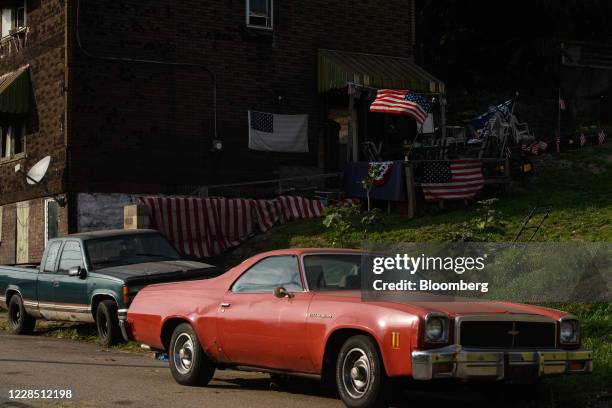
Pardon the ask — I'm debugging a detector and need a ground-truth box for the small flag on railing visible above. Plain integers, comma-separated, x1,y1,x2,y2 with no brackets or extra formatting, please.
580,133,586,147
522,141,548,155
559,98,566,111
599,130,607,145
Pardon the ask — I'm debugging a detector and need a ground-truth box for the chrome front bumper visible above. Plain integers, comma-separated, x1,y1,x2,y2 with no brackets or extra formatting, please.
117,309,130,342
412,345,593,381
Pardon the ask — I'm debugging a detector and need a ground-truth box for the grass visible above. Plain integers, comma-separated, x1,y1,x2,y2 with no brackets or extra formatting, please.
0,311,144,353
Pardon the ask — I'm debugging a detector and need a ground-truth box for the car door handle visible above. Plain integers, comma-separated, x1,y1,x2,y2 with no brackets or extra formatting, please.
220,303,231,308
52,281,60,288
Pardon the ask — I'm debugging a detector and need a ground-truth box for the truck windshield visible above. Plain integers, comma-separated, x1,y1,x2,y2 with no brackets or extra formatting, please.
85,234,181,269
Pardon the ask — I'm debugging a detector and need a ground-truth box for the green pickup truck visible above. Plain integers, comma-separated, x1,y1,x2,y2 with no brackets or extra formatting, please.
0,229,218,346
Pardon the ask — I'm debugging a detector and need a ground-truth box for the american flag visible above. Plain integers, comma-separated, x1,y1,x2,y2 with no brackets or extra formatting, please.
421,160,484,202
369,89,432,124
580,133,587,147
522,141,548,155
599,130,607,145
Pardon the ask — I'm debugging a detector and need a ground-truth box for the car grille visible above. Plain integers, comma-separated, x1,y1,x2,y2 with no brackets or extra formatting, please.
459,321,556,348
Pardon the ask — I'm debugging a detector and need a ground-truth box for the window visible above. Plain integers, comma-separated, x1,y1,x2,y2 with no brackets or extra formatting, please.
246,0,273,30
43,241,62,273
232,256,302,293
58,241,85,274
45,199,59,246
0,122,25,159
1,1,26,38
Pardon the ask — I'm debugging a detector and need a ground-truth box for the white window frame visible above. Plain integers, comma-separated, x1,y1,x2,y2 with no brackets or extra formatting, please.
0,122,26,160
246,0,273,30
1,0,27,39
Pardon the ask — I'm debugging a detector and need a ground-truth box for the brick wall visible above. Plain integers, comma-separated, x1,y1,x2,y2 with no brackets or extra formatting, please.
0,0,66,204
0,0,67,263
68,0,416,193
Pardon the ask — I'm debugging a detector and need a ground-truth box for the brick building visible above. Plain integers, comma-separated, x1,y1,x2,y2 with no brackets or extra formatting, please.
0,0,442,264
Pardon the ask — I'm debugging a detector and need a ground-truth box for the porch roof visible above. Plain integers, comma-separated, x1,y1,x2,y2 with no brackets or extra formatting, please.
318,49,445,94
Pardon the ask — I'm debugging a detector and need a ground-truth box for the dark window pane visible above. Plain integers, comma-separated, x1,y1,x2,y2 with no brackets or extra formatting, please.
249,0,268,13
46,201,59,241
58,242,84,274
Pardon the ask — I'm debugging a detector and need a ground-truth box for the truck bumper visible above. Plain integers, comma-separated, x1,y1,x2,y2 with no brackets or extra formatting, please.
412,345,593,381
117,309,130,342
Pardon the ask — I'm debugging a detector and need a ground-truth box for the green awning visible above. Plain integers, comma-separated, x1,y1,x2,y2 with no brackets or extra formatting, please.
318,49,445,94
0,66,30,114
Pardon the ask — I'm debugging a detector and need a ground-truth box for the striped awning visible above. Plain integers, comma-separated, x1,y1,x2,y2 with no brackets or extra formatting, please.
318,49,445,94
0,66,30,114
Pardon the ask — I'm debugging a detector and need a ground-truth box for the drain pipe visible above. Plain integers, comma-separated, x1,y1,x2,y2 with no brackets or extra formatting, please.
74,0,218,143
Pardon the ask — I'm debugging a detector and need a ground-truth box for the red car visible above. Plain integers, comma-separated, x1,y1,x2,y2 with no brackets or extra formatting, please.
123,249,593,408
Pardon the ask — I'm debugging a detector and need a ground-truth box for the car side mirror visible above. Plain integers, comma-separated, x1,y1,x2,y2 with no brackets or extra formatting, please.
273,286,293,299
68,266,86,279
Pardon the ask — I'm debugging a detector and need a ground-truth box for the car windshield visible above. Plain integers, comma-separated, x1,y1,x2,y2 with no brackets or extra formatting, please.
85,233,181,269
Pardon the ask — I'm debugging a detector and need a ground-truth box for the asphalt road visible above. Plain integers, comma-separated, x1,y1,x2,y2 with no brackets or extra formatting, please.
0,332,562,408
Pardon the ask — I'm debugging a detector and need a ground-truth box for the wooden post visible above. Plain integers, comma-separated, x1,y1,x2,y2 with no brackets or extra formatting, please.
404,162,417,219
504,156,511,180
349,92,358,162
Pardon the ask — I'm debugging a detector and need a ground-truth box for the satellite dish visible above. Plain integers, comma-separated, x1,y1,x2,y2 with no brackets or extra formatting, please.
26,156,51,185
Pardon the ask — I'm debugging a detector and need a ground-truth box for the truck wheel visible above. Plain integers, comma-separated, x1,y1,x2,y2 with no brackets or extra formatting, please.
7,295,36,335
169,323,215,386
336,335,389,408
96,300,120,347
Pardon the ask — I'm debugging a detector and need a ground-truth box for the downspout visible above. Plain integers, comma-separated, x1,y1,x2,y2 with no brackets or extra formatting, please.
74,0,218,143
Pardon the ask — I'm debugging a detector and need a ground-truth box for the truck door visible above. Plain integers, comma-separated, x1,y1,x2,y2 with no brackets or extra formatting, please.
36,241,62,320
51,241,91,322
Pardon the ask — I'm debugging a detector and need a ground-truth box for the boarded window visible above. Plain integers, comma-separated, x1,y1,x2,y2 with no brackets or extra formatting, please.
16,201,29,264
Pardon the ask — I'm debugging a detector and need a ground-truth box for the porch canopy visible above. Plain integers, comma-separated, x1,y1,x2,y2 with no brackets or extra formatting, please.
318,49,445,94
0,66,30,114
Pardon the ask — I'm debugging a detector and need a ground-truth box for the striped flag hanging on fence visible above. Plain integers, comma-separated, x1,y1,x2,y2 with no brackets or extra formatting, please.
137,196,338,258
421,159,485,202
580,133,587,147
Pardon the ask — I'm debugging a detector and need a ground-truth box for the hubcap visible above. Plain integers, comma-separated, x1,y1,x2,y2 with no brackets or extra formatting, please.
173,333,195,375
342,348,371,399
9,303,21,327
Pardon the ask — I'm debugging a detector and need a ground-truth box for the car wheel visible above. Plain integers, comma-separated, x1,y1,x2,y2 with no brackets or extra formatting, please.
7,295,36,335
336,335,389,408
96,300,120,347
169,323,215,386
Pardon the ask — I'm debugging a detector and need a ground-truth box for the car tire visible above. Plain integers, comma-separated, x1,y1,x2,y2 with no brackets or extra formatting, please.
336,335,389,408
169,323,215,386
96,300,120,347
7,295,36,335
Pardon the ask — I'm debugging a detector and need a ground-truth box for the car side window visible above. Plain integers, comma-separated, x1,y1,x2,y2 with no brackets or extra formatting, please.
232,256,302,293
58,241,85,275
42,241,62,273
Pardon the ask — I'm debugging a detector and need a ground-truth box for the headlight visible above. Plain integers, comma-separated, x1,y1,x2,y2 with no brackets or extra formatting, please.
560,319,580,344
424,315,448,343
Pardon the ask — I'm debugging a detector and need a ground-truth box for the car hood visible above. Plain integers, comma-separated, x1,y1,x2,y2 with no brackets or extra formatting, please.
96,260,216,280
315,290,563,319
